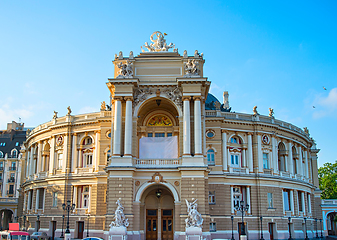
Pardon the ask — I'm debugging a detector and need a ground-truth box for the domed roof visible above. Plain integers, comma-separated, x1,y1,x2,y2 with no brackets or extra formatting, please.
205,93,231,112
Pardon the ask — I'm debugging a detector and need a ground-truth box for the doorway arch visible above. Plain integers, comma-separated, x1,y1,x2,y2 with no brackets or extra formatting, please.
0,209,14,230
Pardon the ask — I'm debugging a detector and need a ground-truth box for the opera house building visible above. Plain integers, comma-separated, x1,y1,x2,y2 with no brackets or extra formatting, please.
20,32,322,240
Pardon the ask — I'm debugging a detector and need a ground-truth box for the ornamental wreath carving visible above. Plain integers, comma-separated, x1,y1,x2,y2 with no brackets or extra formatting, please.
109,200,129,228
116,60,133,78
185,199,203,228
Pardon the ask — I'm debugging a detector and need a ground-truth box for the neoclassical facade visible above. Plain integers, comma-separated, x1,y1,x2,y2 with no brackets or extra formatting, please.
21,32,322,240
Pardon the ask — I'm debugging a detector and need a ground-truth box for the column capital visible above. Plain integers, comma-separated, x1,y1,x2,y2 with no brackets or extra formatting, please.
94,130,101,134
182,96,192,101
124,96,133,101
247,132,254,136
193,96,202,101
113,96,124,101
221,129,228,134
72,133,78,136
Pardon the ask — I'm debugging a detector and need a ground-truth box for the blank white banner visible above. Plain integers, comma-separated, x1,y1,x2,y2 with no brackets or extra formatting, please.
139,136,178,159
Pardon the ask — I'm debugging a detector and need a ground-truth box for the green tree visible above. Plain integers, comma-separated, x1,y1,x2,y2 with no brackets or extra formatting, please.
318,161,337,199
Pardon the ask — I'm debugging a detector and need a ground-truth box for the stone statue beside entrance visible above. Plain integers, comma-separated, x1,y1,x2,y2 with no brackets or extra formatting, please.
185,199,203,240
109,200,129,240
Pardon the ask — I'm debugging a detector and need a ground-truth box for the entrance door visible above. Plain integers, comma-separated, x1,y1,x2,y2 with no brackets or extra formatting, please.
78,221,84,239
146,209,157,240
238,222,247,238
51,221,56,240
162,209,173,240
268,223,274,240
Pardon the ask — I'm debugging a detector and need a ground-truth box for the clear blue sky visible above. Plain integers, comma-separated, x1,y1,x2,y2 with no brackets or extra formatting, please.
1,0,336,167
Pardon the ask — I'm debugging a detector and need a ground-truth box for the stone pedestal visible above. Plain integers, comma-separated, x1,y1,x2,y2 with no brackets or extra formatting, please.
186,226,202,240
109,226,127,240
240,235,247,240
65,233,71,240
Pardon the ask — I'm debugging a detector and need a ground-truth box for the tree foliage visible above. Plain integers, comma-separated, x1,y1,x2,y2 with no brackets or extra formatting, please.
318,161,337,199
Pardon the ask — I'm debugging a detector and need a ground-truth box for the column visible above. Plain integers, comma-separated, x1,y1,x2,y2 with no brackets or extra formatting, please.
257,134,263,172
78,149,83,168
26,149,30,177
35,189,40,212
298,146,302,176
247,133,253,172
247,186,251,214
28,191,32,211
301,191,305,216
242,149,246,167
88,186,92,213
124,97,133,156
62,134,68,173
29,145,35,176
290,190,294,215
272,136,278,173
222,131,227,171
2,162,7,197
49,137,55,175
113,97,122,156
230,186,234,214
37,142,42,174
304,150,309,178
183,96,191,155
307,194,311,214
73,186,77,206
42,189,46,212
194,96,202,155
288,142,293,174
15,161,22,198
93,131,100,170
71,133,78,173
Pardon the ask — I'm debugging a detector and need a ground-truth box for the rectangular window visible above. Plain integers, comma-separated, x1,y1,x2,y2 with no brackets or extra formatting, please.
57,153,63,169
209,191,215,204
85,154,93,166
9,185,14,194
210,222,216,232
155,133,165,137
0,173,2,180
16,142,19,146
267,193,273,208
283,190,291,211
11,162,16,168
167,133,173,137
52,192,58,207
231,155,240,167
38,189,44,209
233,186,248,208
298,191,303,212
263,153,269,169
147,133,153,137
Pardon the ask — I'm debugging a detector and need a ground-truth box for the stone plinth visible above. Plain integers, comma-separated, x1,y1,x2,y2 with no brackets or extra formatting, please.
109,226,127,240
186,226,202,240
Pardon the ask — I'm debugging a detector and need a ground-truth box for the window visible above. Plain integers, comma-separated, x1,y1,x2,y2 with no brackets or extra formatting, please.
298,191,303,212
267,193,273,208
57,153,63,169
52,192,58,207
0,173,2,180
155,133,165,137
10,173,15,182
233,186,248,208
167,133,173,137
231,154,240,167
283,189,291,211
38,189,44,209
147,133,153,137
0,151,3,158
263,153,269,169
209,191,215,204
106,149,111,163
210,222,216,232
206,130,215,139
231,137,238,144
11,162,16,168
207,149,215,166
85,137,93,145
85,154,93,167
9,185,14,195
11,149,18,158
77,186,90,208
15,142,19,146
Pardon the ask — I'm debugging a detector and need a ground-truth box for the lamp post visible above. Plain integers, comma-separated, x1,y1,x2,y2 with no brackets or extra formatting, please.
315,218,318,238
36,215,40,232
23,215,26,231
288,217,292,240
86,215,90,237
320,219,323,238
260,216,264,240
60,215,65,238
231,216,235,240
235,200,249,238
62,200,75,235
304,218,309,240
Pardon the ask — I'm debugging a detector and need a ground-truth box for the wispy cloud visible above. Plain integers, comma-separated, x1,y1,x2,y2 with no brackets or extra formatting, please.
0,105,33,129
78,106,98,114
312,87,337,119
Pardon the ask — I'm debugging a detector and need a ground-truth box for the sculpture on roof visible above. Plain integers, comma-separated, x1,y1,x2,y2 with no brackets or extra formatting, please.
269,108,274,118
141,31,175,52
67,106,72,115
253,106,259,115
185,199,203,228
304,127,309,135
101,101,106,111
184,59,200,77
53,111,58,119
109,200,129,228
116,60,133,78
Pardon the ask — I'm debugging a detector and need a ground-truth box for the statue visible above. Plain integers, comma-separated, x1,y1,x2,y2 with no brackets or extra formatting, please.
101,101,106,111
109,200,129,228
253,106,259,115
304,127,309,135
269,108,274,118
141,31,175,52
185,199,203,228
53,111,58,119
214,101,221,110
184,59,199,77
194,50,203,58
114,53,117,60
118,51,123,59
183,50,188,58
116,60,133,78
129,51,134,59
67,106,71,115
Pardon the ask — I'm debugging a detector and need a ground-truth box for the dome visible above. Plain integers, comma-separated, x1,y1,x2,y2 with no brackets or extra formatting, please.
205,93,231,112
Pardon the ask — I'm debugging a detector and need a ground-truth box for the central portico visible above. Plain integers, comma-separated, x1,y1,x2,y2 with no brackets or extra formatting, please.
105,31,210,240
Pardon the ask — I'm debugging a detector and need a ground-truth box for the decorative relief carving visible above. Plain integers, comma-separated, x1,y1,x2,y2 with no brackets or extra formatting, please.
262,134,270,145
56,135,63,146
116,60,133,78
174,181,180,186
141,31,176,52
135,181,140,186
149,172,166,183
184,59,200,77
185,199,203,228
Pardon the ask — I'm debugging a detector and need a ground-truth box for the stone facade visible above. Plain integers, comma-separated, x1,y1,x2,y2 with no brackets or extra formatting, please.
20,32,323,240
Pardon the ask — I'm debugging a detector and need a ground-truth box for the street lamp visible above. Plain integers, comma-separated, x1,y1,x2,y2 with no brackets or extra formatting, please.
260,216,264,240
86,215,90,237
60,215,65,238
304,218,309,240
36,215,40,232
315,218,318,238
320,219,323,238
235,200,249,237
231,216,235,240
288,217,292,240
62,200,75,234
23,215,26,231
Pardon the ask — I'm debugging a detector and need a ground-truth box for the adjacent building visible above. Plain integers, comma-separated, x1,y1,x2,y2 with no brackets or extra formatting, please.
0,121,26,230
20,32,323,240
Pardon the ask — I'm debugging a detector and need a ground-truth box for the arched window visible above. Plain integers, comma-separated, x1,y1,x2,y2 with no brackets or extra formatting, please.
106,149,111,164
231,137,241,144
278,142,286,171
0,151,3,158
292,146,297,174
229,135,243,168
11,149,18,158
207,149,215,166
83,137,93,145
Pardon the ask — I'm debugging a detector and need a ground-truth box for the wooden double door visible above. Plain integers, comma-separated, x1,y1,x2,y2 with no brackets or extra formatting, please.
146,209,173,240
